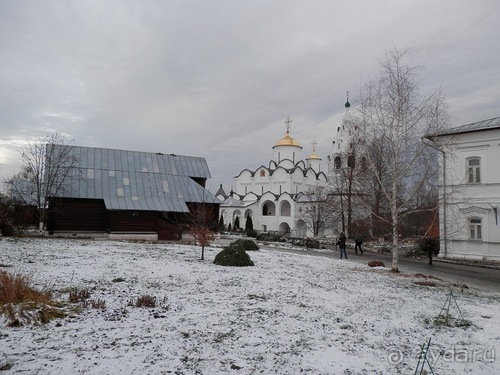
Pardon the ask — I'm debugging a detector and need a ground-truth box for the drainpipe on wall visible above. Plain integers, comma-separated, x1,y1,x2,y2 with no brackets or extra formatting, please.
422,137,448,258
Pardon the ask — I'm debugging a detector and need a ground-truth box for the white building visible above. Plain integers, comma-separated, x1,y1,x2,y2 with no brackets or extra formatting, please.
327,95,370,238
426,116,500,261
219,118,328,236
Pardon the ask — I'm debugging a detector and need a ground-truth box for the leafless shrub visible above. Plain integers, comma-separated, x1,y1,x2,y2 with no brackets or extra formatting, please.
68,288,90,303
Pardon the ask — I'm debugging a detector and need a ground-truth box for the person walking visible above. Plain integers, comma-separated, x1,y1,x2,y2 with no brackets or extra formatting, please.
337,232,347,259
354,234,363,254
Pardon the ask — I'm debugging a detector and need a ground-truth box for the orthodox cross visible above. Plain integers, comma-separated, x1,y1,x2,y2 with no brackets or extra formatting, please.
311,140,317,153
284,117,292,133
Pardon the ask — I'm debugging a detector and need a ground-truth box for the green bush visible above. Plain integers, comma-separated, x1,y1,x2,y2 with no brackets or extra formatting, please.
256,232,285,242
288,237,320,249
231,238,259,251
246,229,258,238
213,247,255,267
305,238,320,249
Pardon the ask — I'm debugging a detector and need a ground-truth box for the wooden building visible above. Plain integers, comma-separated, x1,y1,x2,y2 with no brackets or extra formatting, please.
46,145,219,240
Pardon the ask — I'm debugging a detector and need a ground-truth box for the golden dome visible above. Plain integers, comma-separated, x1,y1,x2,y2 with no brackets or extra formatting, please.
274,133,301,148
307,151,321,160
273,117,302,149
307,140,320,159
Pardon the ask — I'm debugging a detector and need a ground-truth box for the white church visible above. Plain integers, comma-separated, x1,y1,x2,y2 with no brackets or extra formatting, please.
217,98,358,238
217,117,327,237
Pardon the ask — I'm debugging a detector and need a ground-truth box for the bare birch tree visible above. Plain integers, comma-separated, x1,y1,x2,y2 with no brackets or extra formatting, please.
296,186,335,237
354,48,449,271
6,133,79,232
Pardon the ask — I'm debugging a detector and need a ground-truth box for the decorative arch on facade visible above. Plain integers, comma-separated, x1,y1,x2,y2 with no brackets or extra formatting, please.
305,169,317,180
267,165,285,177
317,172,327,182
255,166,270,177
242,192,259,202
290,167,306,178
235,169,253,178
244,209,253,218
296,219,307,237
295,160,306,169
233,209,242,228
275,159,295,169
262,200,276,216
280,200,291,216
279,222,291,235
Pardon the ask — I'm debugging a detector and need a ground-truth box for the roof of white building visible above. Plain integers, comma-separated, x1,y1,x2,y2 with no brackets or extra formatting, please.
427,116,500,138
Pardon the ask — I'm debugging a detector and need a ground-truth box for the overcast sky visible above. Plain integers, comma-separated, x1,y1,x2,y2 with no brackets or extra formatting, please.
1,0,499,193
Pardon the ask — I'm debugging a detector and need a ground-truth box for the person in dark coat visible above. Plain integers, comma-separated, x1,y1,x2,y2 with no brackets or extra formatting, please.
354,234,363,254
337,232,347,259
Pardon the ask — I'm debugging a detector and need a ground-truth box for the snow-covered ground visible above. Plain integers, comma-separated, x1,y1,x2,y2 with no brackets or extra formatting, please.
0,237,499,374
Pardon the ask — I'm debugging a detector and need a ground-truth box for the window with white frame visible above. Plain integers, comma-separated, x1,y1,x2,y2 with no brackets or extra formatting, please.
469,218,482,240
467,157,481,183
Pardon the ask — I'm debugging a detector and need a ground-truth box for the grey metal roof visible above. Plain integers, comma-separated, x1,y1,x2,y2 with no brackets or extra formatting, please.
427,116,500,138
50,145,219,213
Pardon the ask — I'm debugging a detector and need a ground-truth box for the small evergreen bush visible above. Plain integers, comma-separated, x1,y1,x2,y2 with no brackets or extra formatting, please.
231,239,259,251
246,229,258,238
256,232,286,242
305,238,320,249
288,237,320,249
213,247,254,267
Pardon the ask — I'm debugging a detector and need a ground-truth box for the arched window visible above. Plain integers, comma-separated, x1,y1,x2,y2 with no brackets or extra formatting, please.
280,201,291,216
262,201,276,216
467,157,480,183
279,222,290,235
348,155,355,169
334,156,341,170
361,156,367,170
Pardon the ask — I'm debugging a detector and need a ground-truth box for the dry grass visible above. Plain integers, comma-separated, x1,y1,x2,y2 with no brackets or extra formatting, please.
82,299,106,310
68,288,91,303
0,270,65,326
134,294,157,308
68,288,106,309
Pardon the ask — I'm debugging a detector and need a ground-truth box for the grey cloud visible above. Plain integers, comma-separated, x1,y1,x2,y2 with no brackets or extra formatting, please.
1,0,499,190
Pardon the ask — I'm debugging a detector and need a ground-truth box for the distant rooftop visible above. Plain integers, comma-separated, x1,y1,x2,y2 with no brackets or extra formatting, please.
427,116,500,138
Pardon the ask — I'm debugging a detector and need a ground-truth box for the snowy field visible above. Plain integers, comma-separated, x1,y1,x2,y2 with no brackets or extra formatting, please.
0,237,499,374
